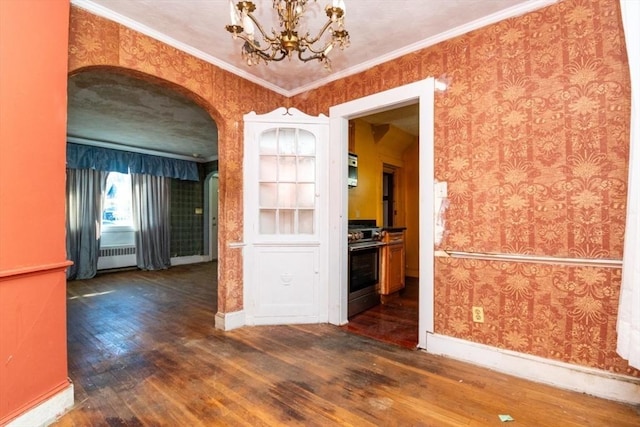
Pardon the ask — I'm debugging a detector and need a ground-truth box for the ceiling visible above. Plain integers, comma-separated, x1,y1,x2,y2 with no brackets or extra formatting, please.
68,70,219,160
67,0,556,160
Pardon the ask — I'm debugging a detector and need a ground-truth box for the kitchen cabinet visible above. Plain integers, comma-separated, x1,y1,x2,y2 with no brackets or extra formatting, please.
243,107,328,325
380,229,405,295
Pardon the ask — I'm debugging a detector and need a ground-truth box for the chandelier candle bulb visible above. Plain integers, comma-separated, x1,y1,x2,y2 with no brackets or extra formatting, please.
229,0,239,26
243,15,255,36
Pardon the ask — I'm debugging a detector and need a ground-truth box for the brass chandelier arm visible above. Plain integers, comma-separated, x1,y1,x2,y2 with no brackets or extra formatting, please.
236,35,288,62
298,6,345,46
297,50,328,64
297,17,334,47
244,12,281,45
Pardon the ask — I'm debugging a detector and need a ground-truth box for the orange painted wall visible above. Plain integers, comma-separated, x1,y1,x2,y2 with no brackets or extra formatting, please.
348,119,415,224
0,0,72,423
294,0,636,376
348,120,381,221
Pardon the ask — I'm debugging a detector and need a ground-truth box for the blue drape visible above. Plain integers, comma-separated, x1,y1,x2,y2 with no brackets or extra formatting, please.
66,168,108,280
67,143,199,181
132,173,171,270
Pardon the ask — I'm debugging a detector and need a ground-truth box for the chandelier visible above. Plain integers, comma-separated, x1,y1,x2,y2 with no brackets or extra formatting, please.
226,0,350,70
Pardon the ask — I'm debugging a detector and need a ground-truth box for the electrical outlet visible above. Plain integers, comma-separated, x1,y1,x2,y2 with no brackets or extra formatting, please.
472,306,484,323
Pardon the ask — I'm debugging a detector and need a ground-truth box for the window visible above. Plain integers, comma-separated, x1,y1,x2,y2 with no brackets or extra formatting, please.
102,172,133,228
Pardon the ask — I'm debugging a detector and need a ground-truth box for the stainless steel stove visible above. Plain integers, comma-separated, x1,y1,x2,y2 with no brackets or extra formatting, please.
347,220,384,317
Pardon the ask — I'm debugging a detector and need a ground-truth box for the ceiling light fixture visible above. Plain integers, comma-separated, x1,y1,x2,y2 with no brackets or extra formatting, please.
226,0,350,70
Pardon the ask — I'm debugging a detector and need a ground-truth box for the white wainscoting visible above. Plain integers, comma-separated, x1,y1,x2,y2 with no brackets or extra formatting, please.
215,310,245,331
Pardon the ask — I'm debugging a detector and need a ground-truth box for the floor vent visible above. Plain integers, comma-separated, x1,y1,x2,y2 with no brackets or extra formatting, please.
100,246,136,257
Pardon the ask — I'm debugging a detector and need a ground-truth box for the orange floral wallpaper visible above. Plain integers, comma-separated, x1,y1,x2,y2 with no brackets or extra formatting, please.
68,7,287,314
294,0,634,375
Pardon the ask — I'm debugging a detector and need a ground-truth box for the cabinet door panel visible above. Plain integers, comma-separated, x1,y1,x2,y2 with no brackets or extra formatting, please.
380,231,405,295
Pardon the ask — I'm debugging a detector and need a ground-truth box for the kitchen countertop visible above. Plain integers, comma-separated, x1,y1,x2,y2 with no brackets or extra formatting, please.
382,226,407,232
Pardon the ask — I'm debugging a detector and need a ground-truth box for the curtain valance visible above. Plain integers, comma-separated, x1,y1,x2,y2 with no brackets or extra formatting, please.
66,143,199,181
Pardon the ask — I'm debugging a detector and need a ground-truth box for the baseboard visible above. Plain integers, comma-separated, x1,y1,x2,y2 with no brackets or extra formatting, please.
215,310,245,331
247,315,322,326
5,382,74,427
170,255,209,266
425,333,640,404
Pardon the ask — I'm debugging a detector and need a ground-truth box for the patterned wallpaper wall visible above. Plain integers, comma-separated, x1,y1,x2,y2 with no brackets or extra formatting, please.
294,0,634,375
68,7,287,313
170,178,204,257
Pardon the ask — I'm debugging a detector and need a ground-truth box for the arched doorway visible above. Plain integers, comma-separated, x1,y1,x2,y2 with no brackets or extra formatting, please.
67,67,220,276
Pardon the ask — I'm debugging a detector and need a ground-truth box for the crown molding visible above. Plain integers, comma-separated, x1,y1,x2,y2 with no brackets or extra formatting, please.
71,0,558,98
287,0,559,96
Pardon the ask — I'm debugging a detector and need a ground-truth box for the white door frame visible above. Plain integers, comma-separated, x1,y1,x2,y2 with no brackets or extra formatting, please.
328,78,436,349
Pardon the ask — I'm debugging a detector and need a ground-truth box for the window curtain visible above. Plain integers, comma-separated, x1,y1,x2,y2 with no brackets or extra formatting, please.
617,0,640,369
132,173,171,270
66,168,107,280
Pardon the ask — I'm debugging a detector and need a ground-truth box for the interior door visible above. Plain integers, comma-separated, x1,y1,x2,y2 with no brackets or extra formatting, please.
209,175,219,260
243,108,329,325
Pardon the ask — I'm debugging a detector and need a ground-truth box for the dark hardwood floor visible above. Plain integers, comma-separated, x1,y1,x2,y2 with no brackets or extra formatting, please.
342,277,419,349
54,263,639,426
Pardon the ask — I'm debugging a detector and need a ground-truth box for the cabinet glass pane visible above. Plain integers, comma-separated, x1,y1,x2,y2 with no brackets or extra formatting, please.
279,210,295,234
297,131,315,155
278,156,296,181
278,129,296,155
297,157,315,182
278,183,297,208
299,210,314,234
259,130,277,154
297,183,315,208
255,126,318,235
259,183,277,207
259,155,277,181
259,210,276,234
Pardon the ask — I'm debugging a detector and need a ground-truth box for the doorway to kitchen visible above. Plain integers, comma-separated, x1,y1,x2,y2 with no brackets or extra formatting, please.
328,77,438,350
344,157,419,348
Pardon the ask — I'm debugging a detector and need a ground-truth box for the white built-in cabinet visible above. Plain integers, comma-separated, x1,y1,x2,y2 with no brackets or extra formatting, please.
243,107,329,325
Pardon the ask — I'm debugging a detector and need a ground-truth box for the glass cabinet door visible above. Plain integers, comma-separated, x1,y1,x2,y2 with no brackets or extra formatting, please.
258,127,316,235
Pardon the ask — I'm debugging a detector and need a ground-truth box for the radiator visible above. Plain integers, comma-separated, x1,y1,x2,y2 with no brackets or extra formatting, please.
99,246,136,257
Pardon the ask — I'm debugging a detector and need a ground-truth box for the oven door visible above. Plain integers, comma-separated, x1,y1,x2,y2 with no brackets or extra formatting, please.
348,243,384,317
348,242,384,294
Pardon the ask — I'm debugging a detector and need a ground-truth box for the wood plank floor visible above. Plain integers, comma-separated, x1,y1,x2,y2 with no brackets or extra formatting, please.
342,277,419,349
54,262,639,426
